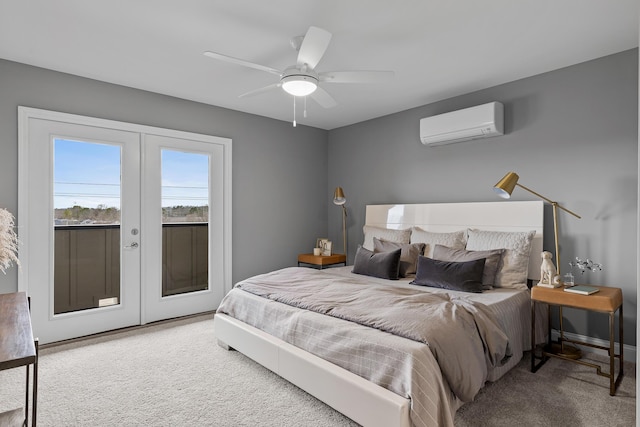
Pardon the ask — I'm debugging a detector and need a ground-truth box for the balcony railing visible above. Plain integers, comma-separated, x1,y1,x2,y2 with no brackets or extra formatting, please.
54,223,208,314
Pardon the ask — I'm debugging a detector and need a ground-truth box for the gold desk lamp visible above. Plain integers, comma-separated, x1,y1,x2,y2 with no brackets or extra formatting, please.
493,171,581,276
333,187,347,258
493,171,582,359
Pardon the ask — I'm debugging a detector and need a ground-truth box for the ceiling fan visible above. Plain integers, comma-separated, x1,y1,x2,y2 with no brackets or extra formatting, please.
203,26,394,112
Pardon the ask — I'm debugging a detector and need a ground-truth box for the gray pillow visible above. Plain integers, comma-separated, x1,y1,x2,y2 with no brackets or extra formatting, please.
465,229,535,289
352,245,402,280
410,228,466,257
432,244,504,290
373,238,426,277
410,256,485,293
362,225,411,251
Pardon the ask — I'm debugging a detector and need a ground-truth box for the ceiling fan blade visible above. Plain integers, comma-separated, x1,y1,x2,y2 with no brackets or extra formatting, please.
203,51,282,76
319,70,395,84
310,87,337,109
297,26,332,69
239,83,281,98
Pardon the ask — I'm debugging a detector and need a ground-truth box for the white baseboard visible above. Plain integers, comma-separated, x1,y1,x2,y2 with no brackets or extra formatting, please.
550,329,636,362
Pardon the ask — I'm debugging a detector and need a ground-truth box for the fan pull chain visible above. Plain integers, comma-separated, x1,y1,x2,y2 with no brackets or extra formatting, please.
304,96,307,118
293,96,296,127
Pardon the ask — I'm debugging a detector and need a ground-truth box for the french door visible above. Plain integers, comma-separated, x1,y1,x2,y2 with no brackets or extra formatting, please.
142,134,226,323
19,107,232,344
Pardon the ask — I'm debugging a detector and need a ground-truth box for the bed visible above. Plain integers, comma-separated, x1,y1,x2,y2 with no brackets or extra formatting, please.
214,201,545,427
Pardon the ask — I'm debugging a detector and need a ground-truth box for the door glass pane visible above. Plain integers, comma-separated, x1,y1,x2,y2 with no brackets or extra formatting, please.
161,150,209,297
53,139,121,314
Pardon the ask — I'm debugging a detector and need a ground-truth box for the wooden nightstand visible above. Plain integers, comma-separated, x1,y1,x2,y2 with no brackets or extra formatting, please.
530,284,623,395
297,253,347,269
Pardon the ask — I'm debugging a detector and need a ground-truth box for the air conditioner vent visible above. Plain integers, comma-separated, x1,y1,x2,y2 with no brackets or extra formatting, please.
420,102,504,146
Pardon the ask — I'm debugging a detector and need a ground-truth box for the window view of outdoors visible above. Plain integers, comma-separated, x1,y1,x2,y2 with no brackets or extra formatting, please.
52,141,211,313
53,141,210,224
54,139,121,225
53,139,122,314
161,149,210,297
161,150,209,223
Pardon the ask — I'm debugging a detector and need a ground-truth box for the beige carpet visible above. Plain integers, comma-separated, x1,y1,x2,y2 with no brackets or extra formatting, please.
0,314,635,426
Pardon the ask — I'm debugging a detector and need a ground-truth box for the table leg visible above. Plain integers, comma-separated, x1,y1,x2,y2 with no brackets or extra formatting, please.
609,305,624,396
609,311,615,395
25,364,29,427
619,304,624,376
33,339,38,426
559,306,565,352
530,299,535,372
531,299,548,372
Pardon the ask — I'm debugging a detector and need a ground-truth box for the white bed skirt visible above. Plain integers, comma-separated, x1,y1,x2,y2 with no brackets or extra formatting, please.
214,313,412,427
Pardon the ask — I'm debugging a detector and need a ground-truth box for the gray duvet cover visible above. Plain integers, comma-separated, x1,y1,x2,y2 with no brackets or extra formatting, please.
217,267,520,427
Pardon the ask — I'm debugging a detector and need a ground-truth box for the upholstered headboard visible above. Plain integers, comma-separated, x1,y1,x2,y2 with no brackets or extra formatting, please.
365,201,544,281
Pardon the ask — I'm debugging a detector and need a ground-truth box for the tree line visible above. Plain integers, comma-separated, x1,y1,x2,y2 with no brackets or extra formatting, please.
55,204,209,223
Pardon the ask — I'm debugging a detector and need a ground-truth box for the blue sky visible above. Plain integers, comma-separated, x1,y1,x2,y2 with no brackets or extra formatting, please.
54,139,209,209
161,149,209,207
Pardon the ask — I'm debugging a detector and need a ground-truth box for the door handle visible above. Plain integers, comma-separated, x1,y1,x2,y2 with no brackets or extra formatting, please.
124,242,139,249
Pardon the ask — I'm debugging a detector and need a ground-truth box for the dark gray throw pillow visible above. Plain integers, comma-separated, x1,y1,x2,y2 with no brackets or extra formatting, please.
373,238,425,277
432,244,504,290
410,255,485,293
352,245,402,280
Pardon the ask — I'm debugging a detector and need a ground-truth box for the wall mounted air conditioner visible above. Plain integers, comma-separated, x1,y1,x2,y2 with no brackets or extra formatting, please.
420,101,504,146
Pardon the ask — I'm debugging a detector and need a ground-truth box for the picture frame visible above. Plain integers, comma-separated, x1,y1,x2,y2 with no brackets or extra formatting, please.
316,238,332,256
322,240,332,256
316,237,328,249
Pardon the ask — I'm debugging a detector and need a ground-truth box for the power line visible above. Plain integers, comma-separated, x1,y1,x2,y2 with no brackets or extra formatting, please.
55,193,120,198
162,185,208,189
55,182,208,190
55,182,120,186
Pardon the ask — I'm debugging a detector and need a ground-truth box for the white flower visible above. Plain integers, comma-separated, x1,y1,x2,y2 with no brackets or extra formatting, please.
569,257,602,274
0,208,20,273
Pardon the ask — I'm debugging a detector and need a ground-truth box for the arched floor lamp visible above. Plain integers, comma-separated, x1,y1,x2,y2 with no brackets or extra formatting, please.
494,172,582,359
493,171,581,276
333,187,347,258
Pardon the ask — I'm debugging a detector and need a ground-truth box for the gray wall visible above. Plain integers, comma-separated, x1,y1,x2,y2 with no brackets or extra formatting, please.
328,49,638,346
0,58,328,293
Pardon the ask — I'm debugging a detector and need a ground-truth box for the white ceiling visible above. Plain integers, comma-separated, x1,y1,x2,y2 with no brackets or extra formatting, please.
0,1,637,130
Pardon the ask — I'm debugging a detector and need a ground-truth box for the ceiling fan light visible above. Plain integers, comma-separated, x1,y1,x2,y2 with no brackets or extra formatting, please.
281,75,318,96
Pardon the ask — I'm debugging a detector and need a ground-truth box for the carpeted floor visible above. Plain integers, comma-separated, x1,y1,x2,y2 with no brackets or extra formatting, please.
456,348,636,426
0,314,635,426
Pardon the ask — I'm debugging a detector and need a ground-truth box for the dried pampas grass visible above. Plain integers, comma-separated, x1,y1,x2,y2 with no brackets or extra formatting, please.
0,208,19,273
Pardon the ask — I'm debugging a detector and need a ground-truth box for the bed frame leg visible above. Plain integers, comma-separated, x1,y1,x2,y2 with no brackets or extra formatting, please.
217,340,235,351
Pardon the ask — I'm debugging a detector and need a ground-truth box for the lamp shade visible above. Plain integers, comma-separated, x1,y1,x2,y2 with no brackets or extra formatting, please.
281,75,318,97
333,187,346,205
493,172,519,199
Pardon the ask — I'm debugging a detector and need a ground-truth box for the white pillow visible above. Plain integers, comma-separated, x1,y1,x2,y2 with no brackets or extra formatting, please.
410,228,466,257
465,229,536,290
362,225,411,251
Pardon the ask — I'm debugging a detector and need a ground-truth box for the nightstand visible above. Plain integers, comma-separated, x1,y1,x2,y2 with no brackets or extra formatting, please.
297,253,347,269
530,284,623,395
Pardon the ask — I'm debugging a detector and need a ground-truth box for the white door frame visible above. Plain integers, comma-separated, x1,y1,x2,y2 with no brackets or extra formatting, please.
18,107,232,343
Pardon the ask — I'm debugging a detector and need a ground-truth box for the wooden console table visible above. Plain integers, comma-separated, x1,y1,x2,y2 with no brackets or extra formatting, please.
0,292,39,426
